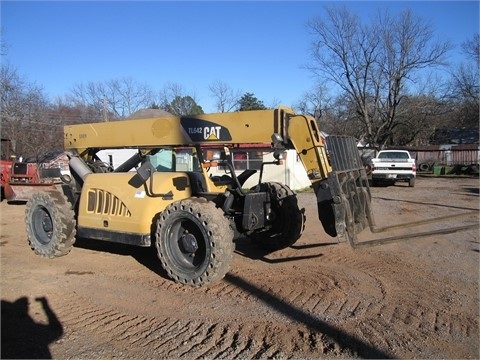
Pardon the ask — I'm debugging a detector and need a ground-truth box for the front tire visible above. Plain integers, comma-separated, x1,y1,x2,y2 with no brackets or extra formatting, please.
249,182,305,251
25,190,76,258
156,197,234,287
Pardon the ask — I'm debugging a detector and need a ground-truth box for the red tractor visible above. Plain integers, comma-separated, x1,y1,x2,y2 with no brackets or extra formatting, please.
1,139,67,203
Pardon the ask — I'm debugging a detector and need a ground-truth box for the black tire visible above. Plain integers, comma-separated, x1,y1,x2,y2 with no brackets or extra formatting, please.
250,182,305,251
408,178,415,187
419,163,430,172
156,197,234,287
25,190,76,258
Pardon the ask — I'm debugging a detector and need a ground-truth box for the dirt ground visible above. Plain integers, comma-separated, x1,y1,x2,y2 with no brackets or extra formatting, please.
1,176,479,359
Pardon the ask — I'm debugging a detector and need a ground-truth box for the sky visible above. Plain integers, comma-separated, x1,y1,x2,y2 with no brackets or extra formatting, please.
1,1,479,113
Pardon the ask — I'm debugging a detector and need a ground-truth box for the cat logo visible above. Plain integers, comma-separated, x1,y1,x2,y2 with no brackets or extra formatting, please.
181,117,232,142
205,126,221,140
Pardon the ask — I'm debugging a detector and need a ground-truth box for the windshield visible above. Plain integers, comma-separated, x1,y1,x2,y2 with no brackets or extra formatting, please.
378,152,409,160
146,147,201,172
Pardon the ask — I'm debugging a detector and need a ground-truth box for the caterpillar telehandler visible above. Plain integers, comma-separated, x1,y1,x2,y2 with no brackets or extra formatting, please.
25,107,373,286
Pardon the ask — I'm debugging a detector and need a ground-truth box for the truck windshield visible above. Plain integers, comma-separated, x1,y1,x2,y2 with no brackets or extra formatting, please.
378,152,409,160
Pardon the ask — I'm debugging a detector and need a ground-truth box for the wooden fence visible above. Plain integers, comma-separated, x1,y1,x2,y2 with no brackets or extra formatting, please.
359,144,480,168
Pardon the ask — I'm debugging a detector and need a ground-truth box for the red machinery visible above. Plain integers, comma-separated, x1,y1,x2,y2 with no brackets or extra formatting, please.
1,139,66,203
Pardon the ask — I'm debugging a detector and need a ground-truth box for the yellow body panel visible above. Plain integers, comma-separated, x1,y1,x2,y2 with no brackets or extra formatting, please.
78,172,193,235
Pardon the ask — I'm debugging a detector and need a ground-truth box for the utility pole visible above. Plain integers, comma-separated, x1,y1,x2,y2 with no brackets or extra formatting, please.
103,98,108,122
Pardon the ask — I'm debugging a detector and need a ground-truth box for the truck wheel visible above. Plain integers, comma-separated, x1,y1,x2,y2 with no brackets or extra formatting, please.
25,190,76,258
250,182,305,251
156,197,234,287
408,178,415,187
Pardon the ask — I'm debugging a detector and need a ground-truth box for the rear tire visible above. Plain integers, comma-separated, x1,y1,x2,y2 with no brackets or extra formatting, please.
25,190,76,258
250,182,305,251
408,178,415,187
156,197,234,287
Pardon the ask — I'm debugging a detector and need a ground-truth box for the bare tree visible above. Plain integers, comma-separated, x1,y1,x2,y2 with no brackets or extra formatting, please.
392,94,449,146
208,80,240,113
326,93,366,138
158,82,187,107
158,82,204,115
462,33,480,66
70,77,155,120
447,34,479,128
306,6,452,147
0,64,54,159
51,97,104,125
294,82,332,122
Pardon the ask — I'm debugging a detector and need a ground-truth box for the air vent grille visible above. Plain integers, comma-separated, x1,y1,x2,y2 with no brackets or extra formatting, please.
87,189,131,217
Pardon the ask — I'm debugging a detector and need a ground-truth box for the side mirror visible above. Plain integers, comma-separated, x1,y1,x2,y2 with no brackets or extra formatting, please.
128,161,155,188
136,161,155,182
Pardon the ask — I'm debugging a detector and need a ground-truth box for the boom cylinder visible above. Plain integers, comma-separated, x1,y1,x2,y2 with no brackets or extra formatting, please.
69,156,92,182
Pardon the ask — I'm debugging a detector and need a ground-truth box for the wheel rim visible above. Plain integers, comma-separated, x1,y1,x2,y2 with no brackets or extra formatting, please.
32,205,54,245
165,216,208,273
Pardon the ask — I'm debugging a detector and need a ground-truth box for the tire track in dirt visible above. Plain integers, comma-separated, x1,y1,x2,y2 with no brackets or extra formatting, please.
49,236,477,358
226,234,477,358
319,247,479,358
51,290,358,358
219,263,386,324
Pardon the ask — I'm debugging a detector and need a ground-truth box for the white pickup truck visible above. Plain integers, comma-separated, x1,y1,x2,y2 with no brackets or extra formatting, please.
371,150,416,187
